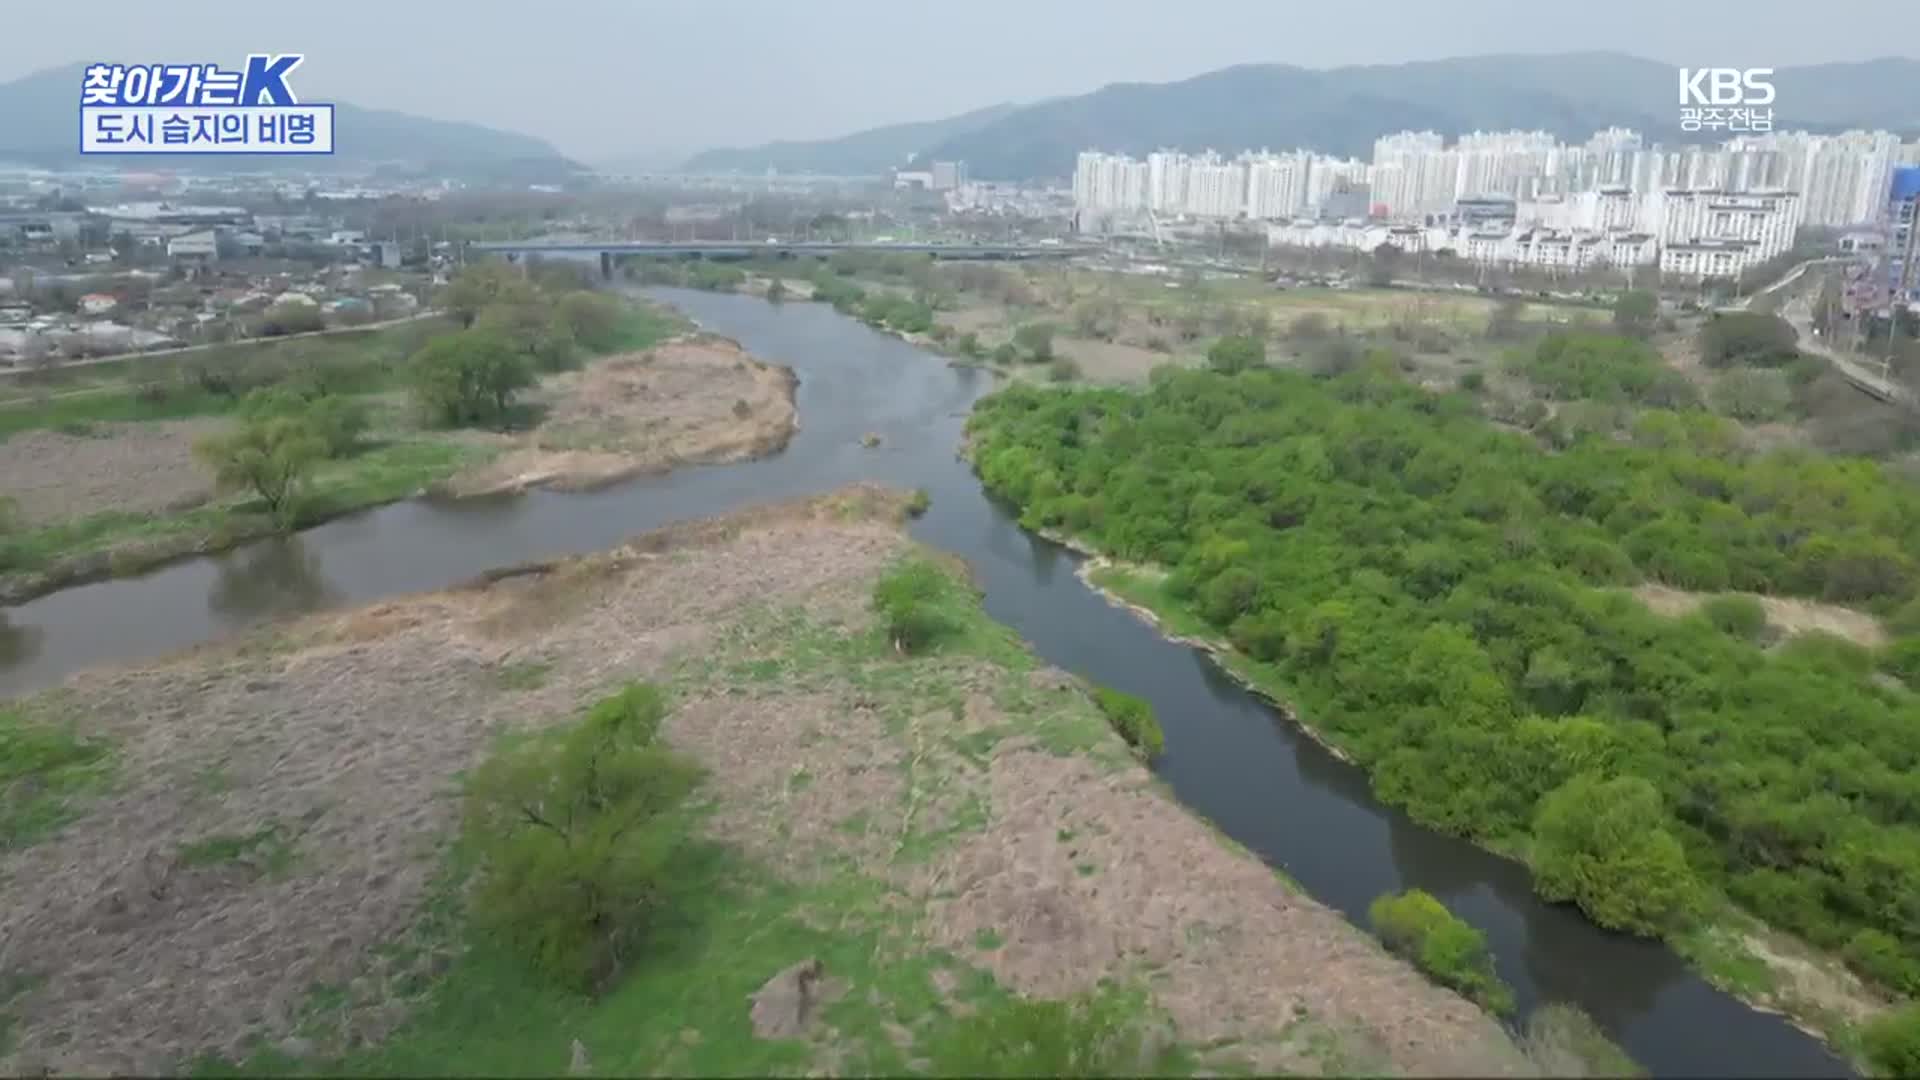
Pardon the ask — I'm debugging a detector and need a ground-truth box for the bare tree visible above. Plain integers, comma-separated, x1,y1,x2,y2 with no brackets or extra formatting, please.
18,334,54,373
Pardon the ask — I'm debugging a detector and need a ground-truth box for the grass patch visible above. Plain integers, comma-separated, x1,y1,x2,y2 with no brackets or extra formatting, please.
492,660,552,692
0,707,113,849
1672,921,1778,999
178,821,299,878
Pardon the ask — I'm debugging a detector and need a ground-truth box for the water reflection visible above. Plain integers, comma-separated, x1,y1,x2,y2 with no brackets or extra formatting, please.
0,613,41,668
208,536,341,620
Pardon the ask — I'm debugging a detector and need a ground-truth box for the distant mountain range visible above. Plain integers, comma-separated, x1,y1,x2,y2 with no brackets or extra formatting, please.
684,102,1020,175
0,62,585,182
684,52,1920,181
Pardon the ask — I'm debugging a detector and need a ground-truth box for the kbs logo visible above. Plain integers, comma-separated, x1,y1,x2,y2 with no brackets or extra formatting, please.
1676,68,1775,134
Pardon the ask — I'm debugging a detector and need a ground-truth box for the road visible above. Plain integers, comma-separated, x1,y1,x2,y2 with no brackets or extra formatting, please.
1739,256,1910,406
0,311,440,379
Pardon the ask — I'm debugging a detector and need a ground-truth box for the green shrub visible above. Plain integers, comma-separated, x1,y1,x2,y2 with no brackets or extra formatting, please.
1206,335,1265,374
1368,889,1515,1014
1863,1004,1920,1078
1092,687,1164,759
1701,594,1769,642
1013,322,1056,363
1531,774,1699,936
1048,357,1081,382
872,556,957,654
906,488,932,517
991,342,1020,365
924,987,1170,1077
463,682,704,993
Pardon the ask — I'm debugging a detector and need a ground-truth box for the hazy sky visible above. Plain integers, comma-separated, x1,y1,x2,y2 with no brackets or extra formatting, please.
3,0,1914,164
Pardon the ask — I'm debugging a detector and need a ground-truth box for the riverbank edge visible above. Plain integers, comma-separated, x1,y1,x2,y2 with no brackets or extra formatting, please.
0,332,803,608
1030,516,1880,1064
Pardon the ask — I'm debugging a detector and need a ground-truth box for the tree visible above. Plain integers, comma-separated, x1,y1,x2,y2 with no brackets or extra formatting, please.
872,556,956,654
1699,312,1799,368
1612,290,1658,339
193,415,326,527
1368,241,1402,287
407,328,535,428
257,300,324,337
464,682,704,992
478,301,576,371
439,261,538,328
1531,774,1700,935
1206,335,1265,374
238,388,368,458
1013,321,1056,363
556,291,627,352
1485,297,1527,341
16,335,53,372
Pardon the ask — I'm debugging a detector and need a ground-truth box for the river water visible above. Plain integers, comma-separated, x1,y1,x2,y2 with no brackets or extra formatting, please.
0,287,1849,1077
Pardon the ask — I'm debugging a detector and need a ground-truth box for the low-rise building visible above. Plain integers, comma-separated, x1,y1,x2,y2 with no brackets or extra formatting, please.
167,229,218,261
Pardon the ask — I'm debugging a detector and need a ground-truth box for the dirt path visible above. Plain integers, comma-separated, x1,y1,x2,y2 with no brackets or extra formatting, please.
1633,583,1888,648
0,486,1531,1077
443,332,797,496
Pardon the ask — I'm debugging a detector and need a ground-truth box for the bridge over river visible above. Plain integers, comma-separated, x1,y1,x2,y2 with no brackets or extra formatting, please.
470,239,1093,277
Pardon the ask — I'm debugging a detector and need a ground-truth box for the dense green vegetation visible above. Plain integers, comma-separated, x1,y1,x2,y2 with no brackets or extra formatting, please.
1864,1005,1920,1076
968,350,1920,992
1368,889,1514,1014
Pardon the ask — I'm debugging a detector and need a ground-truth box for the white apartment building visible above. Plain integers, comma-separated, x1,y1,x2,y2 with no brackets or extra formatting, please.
1245,151,1312,219
1148,151,1190,213
1072,151,1149,213
1185,154,1247,217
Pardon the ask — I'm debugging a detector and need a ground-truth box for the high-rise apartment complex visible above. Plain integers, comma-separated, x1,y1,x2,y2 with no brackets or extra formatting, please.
1071,127,1919,279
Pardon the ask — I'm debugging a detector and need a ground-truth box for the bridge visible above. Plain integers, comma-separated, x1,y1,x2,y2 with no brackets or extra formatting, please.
470,239,1093,278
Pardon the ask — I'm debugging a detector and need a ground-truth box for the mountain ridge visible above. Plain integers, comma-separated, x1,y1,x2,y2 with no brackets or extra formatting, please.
687,52,1920,180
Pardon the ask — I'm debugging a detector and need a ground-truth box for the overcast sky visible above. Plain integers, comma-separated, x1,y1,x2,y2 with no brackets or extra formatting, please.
3,0,1914,164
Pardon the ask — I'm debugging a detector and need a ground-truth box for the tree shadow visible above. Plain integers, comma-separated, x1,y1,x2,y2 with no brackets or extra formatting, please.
0,613,44,670
207,536,341,621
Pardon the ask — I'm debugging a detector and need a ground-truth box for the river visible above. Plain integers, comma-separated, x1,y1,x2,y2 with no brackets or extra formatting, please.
0,287,1850,1077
